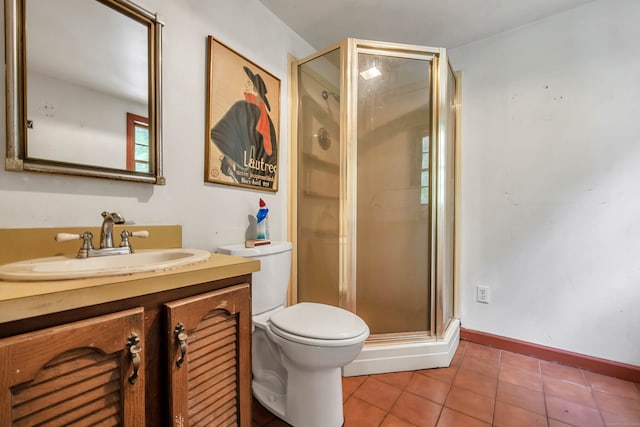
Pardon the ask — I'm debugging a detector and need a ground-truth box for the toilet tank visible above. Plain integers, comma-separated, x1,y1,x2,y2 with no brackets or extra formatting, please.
216,241,292,315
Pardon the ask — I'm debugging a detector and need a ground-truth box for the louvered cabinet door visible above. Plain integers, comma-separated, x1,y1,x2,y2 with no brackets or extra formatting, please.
166,283,251,427
0,307,145,426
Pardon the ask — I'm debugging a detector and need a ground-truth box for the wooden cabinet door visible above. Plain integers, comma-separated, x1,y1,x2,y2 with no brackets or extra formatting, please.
0,307,145,426
166,283,251,427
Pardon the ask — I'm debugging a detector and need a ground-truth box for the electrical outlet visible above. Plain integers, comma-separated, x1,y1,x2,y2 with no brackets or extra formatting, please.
476,285,490,304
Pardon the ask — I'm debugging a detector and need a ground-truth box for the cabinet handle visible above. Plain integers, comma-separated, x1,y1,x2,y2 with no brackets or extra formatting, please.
174,323,188,368
127,333,142,385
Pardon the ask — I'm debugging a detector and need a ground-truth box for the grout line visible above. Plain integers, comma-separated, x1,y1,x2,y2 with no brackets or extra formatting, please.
534,356,550,425
541,359,551,426
430,367,449,427
390,371,416,426
492,349,502,425
430,376,452,426
437,340,469,425
438,340,497,426
351,375,367,397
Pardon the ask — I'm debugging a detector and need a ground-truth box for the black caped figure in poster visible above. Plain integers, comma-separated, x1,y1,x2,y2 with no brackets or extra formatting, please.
210,66,278,189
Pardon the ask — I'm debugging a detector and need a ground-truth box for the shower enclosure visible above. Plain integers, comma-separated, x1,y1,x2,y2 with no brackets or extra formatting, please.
290,39,459,375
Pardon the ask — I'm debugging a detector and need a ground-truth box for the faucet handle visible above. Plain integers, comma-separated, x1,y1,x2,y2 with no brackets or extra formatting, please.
129,230,149,239
56,232,94,258
119,230,149,250
55,232,94,244
55,232,83,242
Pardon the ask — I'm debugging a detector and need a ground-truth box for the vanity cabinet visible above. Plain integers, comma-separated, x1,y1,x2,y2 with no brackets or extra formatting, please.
166,284,251,426
0,307,146,425
0,267,255,427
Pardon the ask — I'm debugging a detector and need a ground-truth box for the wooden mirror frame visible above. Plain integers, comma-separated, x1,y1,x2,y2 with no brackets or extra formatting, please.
4,0,165,184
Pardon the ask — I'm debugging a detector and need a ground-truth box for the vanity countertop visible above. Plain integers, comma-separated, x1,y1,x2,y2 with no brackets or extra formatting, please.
0,253,259,324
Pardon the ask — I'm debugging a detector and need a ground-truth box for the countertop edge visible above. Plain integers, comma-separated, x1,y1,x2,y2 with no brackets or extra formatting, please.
0,253,260,324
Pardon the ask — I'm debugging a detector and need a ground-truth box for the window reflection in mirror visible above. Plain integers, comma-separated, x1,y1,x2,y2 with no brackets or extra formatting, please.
126,113,150,172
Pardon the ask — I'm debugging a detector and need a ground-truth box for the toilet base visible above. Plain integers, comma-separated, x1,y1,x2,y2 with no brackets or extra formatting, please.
253,362,344,427
253,380,286,420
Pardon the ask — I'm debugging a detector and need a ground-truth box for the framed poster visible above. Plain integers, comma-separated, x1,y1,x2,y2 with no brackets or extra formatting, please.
205,36,280,192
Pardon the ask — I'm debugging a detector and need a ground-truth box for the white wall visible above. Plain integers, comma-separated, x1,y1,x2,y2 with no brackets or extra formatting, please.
0,1,314,248
450,0,640,365
28,71,147,169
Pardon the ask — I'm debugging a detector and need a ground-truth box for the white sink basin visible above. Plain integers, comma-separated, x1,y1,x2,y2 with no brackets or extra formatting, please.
0,248,211,281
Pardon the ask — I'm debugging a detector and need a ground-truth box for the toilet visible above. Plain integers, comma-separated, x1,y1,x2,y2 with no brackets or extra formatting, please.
217,241,369,427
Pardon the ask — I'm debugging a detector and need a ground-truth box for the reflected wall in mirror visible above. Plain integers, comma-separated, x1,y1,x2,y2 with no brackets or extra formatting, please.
5,0,165,184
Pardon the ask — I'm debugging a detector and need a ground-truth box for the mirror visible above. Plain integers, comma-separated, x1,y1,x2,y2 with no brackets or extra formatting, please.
5,0,165,184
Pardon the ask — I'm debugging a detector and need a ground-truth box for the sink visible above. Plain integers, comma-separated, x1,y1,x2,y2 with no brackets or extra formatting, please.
0,248,212,282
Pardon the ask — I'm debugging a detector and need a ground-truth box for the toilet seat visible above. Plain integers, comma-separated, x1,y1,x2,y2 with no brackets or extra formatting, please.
269,302,369,347
270,323,369,347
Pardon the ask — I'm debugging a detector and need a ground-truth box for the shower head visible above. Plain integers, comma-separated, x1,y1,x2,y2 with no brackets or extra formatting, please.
322,90,340,102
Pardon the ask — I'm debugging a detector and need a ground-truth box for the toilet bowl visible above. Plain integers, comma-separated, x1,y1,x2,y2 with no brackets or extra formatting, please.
217,242,369,427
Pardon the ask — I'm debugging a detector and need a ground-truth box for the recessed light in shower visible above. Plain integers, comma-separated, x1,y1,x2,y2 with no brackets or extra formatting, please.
360,66,382,80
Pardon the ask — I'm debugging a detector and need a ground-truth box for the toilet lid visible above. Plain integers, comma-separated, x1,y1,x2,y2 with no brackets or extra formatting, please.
269,302,368,340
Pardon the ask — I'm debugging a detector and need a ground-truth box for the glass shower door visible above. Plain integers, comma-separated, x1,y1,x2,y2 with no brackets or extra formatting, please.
354,52,432,336
297,48,342,307
295,40,457,345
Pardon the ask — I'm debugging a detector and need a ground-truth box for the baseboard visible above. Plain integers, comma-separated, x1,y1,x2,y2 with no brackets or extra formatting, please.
343,319,460,377
460,328,640,383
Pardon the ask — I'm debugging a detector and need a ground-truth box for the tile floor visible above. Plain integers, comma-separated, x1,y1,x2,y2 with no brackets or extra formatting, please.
252,340,640,427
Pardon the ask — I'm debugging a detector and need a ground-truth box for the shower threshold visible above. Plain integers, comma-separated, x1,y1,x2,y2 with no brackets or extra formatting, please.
342,319,460,377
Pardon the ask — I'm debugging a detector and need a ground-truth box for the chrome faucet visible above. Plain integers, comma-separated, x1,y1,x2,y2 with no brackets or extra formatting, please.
100,211,125,249
55,212,148,258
